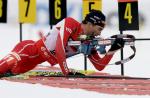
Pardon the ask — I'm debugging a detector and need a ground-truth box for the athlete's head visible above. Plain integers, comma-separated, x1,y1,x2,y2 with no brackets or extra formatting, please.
82,10,106,37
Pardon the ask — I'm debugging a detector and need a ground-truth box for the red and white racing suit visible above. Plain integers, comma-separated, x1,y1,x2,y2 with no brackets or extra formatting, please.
0,17,113,76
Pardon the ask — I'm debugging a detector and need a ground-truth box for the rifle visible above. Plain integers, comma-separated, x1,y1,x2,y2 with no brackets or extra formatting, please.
67,34,136,65
68,34,135,46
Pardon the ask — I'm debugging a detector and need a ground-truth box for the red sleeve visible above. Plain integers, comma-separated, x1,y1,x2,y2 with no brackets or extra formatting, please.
65,17,82,41
55,33,70,75
54,17,81,75
88,49,114,71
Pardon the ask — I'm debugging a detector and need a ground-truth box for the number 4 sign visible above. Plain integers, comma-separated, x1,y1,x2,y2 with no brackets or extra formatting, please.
118,0,139,30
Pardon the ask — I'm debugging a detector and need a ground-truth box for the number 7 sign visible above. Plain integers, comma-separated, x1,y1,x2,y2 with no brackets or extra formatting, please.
118,0,139,30
19,0,36,23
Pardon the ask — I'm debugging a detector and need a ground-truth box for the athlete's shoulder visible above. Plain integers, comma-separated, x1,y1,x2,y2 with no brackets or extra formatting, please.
65,17,77,21
65,17,80,25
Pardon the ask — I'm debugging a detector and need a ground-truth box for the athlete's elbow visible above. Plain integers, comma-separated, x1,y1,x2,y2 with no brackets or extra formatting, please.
93,63,107,71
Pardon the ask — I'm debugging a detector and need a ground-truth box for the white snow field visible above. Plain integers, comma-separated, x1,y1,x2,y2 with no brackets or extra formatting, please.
1,0,150,98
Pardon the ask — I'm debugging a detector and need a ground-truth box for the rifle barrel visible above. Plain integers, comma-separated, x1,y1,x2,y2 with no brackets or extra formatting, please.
68,38,150,46
135,38,150,41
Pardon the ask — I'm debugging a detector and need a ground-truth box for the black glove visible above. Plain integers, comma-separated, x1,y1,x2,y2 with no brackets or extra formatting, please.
68,72,85,76
109,38,125,51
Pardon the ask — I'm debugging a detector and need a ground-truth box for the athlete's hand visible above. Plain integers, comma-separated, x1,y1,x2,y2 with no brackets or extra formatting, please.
38,31,44,39
109,38,125,52
78,41,94,55
67,72,85,76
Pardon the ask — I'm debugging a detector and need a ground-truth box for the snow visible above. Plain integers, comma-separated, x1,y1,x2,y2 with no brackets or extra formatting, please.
1,0,150,97
0,80,149,98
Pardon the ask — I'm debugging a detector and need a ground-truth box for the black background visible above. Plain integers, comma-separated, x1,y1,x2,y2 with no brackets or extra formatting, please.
49,0,66,25
118,1,139,30
0,0,7,23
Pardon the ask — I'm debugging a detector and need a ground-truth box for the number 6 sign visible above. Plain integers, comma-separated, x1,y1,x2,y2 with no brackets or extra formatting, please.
118,0,139,30
49,0,67,25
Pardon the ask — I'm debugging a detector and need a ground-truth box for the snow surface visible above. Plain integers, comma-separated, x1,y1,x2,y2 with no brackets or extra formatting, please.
1,0,150,97
0,80,150,98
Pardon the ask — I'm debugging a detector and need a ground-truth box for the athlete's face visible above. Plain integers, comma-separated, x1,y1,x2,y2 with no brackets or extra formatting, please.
84,21,105,36
92,24,105,36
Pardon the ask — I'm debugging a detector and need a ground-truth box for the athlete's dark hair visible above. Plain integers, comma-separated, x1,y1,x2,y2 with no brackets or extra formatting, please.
82,9,105,27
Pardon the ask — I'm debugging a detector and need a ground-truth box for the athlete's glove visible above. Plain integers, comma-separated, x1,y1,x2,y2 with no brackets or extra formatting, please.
67,72,85,76
97,45,106,54
78,41,94,55
109,38,125,51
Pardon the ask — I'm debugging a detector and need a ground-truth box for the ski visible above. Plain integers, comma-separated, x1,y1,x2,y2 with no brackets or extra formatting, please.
34,74,150,80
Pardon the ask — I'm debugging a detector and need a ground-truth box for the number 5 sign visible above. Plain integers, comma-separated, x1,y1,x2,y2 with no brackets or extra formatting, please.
19,0,36,23
82,0,102,20
118,0,139,30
